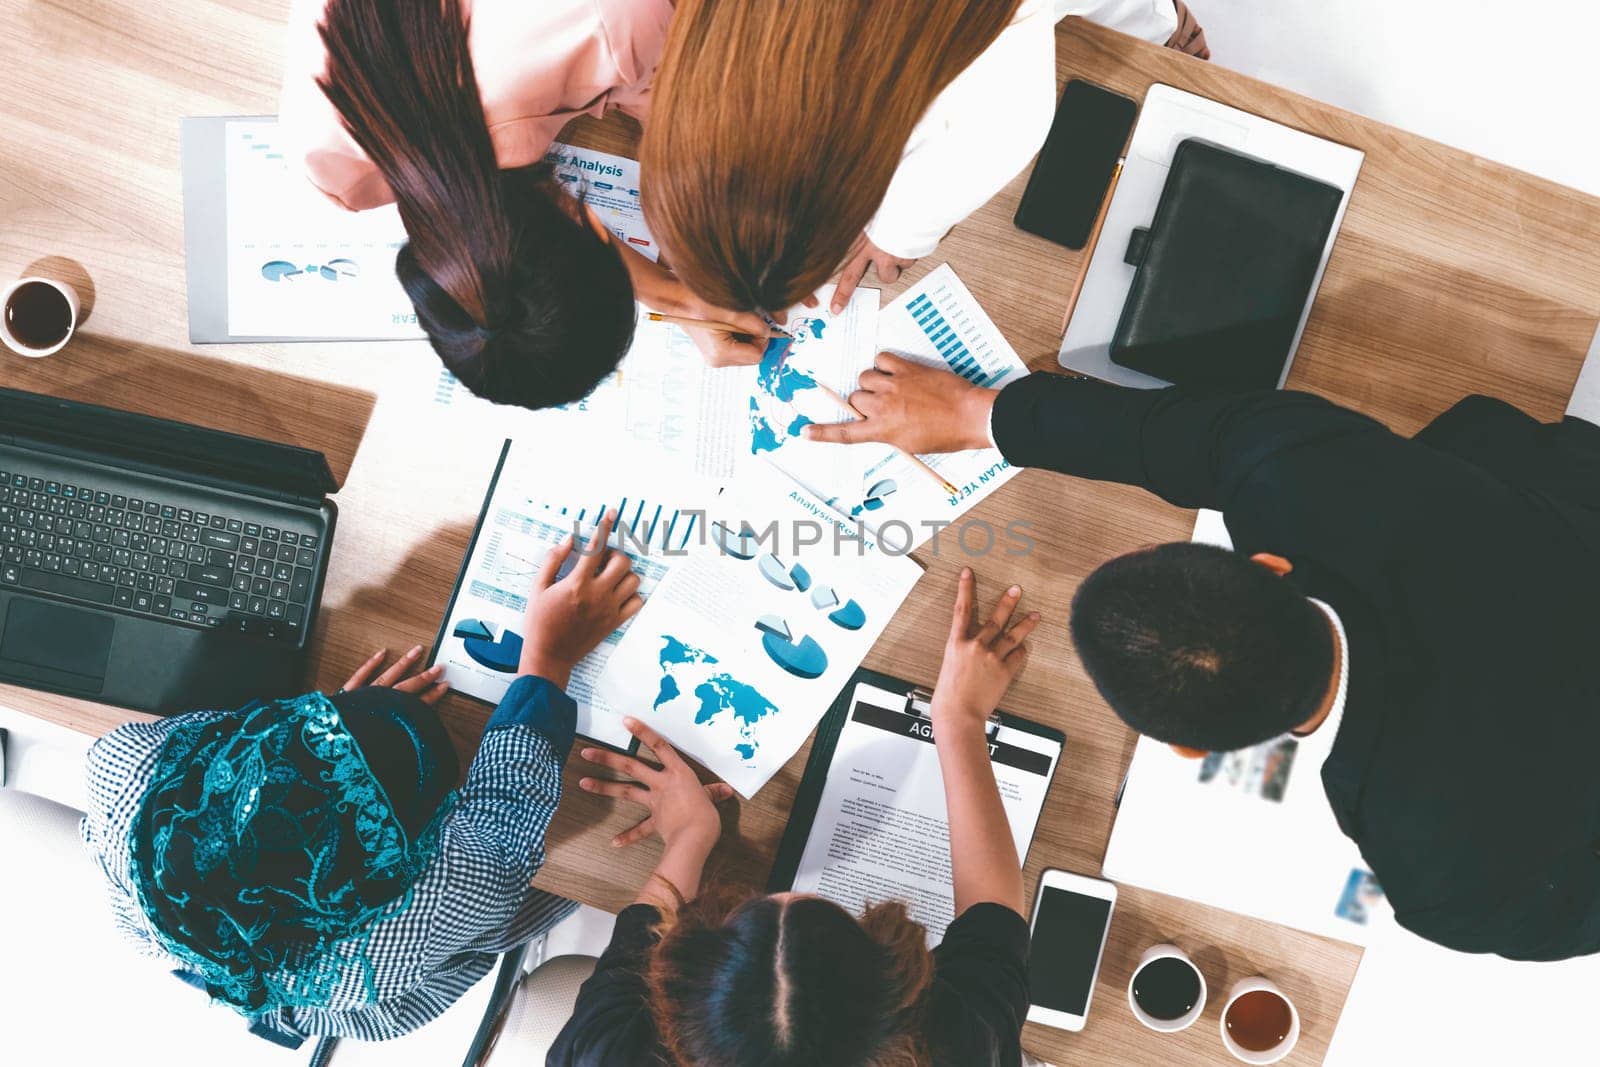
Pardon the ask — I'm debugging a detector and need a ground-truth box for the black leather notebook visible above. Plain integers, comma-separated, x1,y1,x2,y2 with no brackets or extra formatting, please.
1110,138,1343,390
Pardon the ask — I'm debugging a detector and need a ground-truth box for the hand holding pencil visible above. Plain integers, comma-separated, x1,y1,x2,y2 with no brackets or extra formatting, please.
646,310,784,368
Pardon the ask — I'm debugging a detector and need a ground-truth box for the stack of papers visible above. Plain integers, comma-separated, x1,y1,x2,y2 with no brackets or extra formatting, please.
422,195,1030,792
596,469,924,796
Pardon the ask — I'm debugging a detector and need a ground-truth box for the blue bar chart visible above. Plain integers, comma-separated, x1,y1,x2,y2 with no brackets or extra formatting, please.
906,292,994,386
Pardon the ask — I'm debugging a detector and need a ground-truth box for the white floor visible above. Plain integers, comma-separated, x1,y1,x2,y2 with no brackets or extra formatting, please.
1196,0,1599,197
1204,10,1600,1064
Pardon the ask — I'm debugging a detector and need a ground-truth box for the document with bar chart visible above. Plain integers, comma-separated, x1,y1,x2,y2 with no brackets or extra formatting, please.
433,440,716,751
595,468,923,796
755,265,1030,550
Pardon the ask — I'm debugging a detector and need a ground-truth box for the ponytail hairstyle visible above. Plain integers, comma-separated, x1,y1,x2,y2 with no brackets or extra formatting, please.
641,0,1024,314
317,0,636,408
647,887,936,1066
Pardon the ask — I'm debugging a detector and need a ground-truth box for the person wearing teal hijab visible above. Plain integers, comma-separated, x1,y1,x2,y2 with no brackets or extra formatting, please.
81,513,662,1044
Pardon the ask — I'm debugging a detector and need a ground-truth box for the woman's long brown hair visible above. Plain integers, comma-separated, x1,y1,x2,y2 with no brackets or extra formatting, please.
314,0,637,409
641,0,1024,313
647,887,937,1065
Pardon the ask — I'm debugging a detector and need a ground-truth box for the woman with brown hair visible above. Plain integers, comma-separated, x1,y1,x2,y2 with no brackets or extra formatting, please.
641,0,1208,319
278,0,773,410
549,569,1044,1066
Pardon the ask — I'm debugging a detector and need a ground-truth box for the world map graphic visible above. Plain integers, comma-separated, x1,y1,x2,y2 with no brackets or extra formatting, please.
653,635,780,761
749,319,828,456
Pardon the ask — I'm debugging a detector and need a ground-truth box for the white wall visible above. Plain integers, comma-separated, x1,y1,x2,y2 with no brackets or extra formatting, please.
1198,0,1600,196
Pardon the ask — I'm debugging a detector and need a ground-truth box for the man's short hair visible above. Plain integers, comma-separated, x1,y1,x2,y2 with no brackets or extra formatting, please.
1069,543,1334,752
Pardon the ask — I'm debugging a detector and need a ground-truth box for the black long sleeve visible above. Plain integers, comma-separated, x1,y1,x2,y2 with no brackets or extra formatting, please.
545,905,670,1067
991,372,1397,511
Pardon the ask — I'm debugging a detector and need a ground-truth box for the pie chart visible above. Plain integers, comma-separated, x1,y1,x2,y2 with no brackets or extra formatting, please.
261,260,304,282
462,629,523,673
861,478,897,512
452,618,494,642
828,600,866,631
754,616,828,679
318,258,360,280
711,521,759,560
757,554,795,591
789,563,812,592
810,585,839,611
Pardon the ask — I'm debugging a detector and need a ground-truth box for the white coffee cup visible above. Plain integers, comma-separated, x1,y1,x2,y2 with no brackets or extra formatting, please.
1,276,80,357
1127,943,1207,1032
1220,976,1300,1064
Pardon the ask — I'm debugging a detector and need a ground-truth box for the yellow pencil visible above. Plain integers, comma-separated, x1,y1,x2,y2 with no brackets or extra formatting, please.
645,311,785,338
814,382,961,498
1061,157,1125,336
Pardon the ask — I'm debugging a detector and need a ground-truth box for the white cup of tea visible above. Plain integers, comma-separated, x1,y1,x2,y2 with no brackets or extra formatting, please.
1127,943,1207,1032
1220,976,1300,1064
1,276,80,358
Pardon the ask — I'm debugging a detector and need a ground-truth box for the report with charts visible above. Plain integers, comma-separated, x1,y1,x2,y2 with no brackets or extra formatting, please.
432,439,717,752
1101,509,1394,945
594,470,924,797
769,671,1064,943
219,117,420,340
747,268,1028,549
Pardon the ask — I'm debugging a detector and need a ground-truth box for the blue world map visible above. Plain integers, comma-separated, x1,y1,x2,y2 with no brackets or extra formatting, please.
653,635,779,761
749,319,828,456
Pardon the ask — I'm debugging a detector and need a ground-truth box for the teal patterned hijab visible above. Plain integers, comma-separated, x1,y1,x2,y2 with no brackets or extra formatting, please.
127,690,457,1017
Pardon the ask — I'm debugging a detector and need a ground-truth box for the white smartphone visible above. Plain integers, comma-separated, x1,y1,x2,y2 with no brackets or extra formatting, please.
1026,868,1118,1031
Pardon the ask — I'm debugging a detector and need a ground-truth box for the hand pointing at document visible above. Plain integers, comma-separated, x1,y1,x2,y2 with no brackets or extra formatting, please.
802,353,1000,455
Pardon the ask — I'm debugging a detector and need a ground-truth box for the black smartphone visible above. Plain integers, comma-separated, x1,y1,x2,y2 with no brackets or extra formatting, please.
1014,80,1138,249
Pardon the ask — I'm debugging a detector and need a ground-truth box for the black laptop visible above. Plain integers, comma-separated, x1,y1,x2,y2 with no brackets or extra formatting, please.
0,387,338,713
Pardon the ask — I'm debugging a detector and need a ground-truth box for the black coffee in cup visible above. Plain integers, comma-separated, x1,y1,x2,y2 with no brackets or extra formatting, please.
4,280,73,350
1132,955,1203,1021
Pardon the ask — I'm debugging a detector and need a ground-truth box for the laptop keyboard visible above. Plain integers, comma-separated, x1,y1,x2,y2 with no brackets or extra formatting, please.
0,468,319,643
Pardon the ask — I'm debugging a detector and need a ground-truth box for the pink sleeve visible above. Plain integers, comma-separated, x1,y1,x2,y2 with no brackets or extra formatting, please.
593,0,673,124
276,0,395,210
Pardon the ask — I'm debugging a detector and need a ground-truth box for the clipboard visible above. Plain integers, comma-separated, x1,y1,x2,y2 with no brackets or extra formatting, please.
768,666,1065,893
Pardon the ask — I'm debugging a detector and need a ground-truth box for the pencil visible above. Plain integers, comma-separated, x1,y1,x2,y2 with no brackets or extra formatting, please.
813,382,961,498
1060,157,1125,336
646,311,787,338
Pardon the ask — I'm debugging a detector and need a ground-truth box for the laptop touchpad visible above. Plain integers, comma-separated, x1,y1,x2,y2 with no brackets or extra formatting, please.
0,599,115,692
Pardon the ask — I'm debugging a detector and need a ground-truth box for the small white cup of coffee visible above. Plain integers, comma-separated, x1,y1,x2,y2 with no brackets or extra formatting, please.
1127,943,1206,1032
1,276,79,358
1220,976,1300,1064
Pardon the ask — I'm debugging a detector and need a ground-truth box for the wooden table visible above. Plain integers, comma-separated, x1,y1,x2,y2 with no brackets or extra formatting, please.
4,6,1599,1063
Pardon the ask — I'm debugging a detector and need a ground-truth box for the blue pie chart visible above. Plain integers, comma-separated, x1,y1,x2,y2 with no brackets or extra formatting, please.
757,554,795,591
789,563,812,592
828,600,866,631
463,630,523,673
712,521,759,560
760,629,828,679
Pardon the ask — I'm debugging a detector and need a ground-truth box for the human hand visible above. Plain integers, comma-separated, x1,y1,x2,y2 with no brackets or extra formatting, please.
578,716,735,850
669,293,776,368
518,510,645,689
681,322,771,368
802,352,997,453
339,646,449,704
1166,0,1210,59
931,569,1040,735
833,233,917,313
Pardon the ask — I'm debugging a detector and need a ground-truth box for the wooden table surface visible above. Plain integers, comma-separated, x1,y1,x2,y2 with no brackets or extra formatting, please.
4,6,1599,1063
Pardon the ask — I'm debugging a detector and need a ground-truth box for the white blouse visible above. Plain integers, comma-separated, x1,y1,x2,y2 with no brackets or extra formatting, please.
865,0,1177,259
